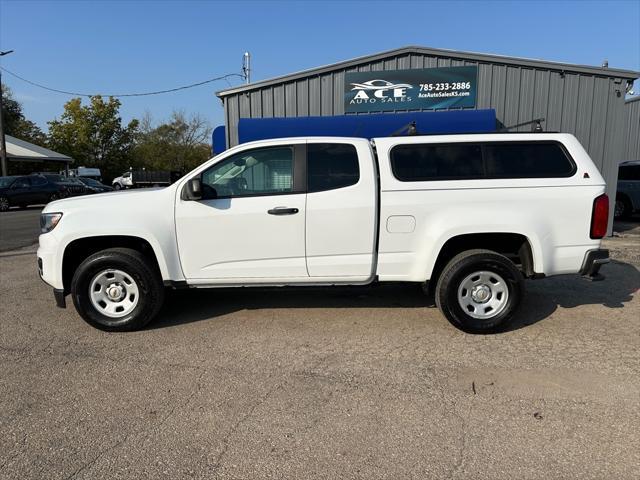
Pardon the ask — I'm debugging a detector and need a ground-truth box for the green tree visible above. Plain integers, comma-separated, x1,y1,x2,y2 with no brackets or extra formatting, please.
48,96,139,178
1,84,47,145
133,111,211,173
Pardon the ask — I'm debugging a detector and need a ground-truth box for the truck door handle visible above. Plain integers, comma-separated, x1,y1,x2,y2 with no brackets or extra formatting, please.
268,207,299,215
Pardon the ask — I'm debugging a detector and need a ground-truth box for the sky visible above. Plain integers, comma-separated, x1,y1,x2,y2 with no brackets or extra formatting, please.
1,0,639,134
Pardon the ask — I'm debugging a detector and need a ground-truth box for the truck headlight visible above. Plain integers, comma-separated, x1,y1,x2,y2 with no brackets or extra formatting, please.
40,213,63,233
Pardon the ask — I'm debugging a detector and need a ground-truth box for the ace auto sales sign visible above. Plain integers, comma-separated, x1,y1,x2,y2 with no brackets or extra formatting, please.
344,66,478,113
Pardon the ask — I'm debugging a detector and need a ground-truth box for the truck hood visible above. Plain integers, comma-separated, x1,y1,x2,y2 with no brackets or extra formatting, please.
42,186,172,214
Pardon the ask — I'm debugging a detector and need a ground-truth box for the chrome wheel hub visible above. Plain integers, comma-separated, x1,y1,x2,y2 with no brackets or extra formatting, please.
458,271,509,320
471,284,492,303
106,284,125,301
89,269,139,318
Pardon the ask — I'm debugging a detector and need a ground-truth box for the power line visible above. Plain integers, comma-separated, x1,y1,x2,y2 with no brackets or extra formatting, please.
0,67,246,98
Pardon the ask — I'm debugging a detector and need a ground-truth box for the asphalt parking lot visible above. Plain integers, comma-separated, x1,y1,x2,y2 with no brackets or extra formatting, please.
0,215,639,479
0,207,42,252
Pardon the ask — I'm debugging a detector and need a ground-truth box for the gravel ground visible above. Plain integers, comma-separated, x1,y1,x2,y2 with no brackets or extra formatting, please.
608,217,640,267
0,229,638,479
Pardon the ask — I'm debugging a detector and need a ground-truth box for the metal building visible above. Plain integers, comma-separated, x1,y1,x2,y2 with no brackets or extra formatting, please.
216,46,639,228
624,96,640,161
5,135,73,175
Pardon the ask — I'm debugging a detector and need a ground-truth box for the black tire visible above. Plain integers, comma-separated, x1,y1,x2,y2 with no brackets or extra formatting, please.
614,194,632,220
435,249,523,333
71,248,164,332
0,196,10,212
113,183,122,190
49,193,60,203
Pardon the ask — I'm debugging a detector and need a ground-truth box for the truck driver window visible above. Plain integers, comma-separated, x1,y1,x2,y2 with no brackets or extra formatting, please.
201,147,294,198
307,143,360,192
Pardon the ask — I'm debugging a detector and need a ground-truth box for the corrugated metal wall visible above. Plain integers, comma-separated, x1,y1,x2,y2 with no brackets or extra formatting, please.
624,97,640,161
222,51,636,231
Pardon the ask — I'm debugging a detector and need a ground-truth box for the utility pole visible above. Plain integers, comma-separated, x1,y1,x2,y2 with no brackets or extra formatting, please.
0,50,14,177
242,52,251,85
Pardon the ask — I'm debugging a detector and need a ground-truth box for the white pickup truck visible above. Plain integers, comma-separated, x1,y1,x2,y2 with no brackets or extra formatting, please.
38,133,610,333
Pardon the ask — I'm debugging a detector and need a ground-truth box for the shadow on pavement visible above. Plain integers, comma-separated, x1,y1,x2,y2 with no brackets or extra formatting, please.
508,260,640,330
152,282,433,329
151,260,640,333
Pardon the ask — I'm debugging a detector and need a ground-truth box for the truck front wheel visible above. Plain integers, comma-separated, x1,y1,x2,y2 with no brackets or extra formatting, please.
435,249,523,333
70,248,164,331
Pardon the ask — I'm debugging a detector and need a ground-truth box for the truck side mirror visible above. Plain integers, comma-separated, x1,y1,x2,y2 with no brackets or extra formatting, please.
182,177,203,201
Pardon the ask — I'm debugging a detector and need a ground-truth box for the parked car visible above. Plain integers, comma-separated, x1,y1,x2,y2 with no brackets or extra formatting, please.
112,170,181,189
38,174,88,197
38,133,609,333
615,160,640,219
0,175,64,211
77,177,114,193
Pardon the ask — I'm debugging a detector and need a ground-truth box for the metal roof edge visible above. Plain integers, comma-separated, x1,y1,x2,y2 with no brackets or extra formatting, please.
6,134,73,160
216,45,640,98
7,156,73,162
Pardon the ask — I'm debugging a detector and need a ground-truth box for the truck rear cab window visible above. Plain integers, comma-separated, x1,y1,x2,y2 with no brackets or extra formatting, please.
307,143,360,192
390,141,576,181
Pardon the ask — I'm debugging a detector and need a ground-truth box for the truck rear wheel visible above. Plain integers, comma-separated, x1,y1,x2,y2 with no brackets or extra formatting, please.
435,249,523,333
70,248,164,331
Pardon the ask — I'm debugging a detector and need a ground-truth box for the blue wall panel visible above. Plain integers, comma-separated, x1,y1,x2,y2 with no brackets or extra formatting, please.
235,109,496,146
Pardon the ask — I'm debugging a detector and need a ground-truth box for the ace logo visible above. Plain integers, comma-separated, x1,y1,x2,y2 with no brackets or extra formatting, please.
344,67,478,113
349,79,413,105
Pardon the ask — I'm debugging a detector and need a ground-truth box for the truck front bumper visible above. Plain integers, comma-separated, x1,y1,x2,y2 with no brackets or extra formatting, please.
37,232,67,307
580,249,609,281
37,232,64,290
38,257,66,308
